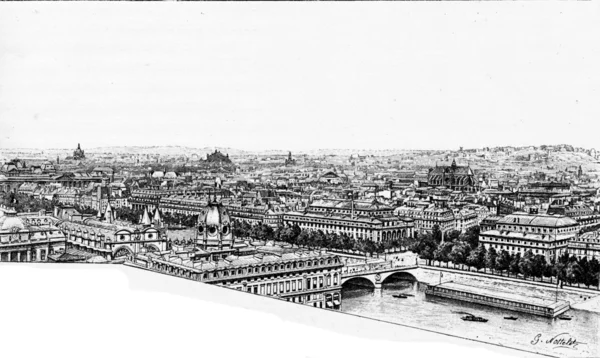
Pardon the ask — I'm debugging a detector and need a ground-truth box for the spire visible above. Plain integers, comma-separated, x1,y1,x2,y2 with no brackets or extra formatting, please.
451,158,457,169
104,201,114,223
141,208,152,226
153,208,162,225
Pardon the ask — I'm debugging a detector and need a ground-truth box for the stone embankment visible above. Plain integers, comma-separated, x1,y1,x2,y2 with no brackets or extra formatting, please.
415,266,600,313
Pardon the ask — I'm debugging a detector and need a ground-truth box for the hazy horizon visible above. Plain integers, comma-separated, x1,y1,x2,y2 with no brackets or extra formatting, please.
0,142,593,154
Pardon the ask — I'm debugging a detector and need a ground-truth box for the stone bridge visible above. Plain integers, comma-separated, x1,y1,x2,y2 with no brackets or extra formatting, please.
341,263,422,289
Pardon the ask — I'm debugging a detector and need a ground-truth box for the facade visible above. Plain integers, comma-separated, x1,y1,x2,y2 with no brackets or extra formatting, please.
427,159,477,192
547,203,600,230
567,231,600,261
225,202,286,228
134,248,343,309
453,209,479,233
0,205,66,262
56,207,169,261
479,212,579,260
395,206,456,234
283,199,414,242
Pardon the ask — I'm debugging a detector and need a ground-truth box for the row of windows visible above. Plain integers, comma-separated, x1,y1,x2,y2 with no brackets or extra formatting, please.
240,274,340,295
206,260,339,279
486,244,547,255
497,224,576,235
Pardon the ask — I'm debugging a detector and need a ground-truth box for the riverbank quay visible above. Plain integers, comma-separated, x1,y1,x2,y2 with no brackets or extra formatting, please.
414,266,600,313
425,281,570,317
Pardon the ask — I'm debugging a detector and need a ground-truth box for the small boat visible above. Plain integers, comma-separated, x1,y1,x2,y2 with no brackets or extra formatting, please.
558,315,572,321
461,315,488,322
392,294,408,299
504,316,518,320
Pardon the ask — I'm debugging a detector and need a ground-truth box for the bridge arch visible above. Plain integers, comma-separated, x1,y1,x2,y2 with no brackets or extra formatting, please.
341,276,376,288
381,271,417,285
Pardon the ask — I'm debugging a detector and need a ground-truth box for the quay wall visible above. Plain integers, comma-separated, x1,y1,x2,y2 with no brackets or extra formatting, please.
414,267,598,307
424,285,570,318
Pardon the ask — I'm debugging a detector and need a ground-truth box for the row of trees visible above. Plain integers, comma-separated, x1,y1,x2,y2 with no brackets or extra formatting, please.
413,225,600,288
1,192,56,213
232,220,415,255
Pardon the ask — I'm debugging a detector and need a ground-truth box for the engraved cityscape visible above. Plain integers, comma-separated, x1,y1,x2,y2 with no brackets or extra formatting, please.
0,143,598,357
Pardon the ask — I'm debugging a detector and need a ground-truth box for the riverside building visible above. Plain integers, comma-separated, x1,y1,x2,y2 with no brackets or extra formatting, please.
479,212,578,260
130,200,344,309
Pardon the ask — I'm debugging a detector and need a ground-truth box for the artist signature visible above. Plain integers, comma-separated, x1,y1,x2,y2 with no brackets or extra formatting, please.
531,333,586,350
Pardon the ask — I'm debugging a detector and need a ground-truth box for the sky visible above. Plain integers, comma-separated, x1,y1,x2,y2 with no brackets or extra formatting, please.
0,3,599,152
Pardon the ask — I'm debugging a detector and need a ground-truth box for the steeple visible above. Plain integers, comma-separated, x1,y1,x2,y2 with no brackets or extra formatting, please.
153,208,162,226
104,201,114,223
451,158,457,169
141,208,152,226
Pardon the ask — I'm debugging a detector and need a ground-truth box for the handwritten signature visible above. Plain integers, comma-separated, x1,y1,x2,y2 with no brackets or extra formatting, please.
531,333,586,350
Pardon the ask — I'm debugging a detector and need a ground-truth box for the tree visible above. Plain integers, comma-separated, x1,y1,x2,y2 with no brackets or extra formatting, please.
461,226,480,249
495,250,511,276
414,232,438,265
565,260,583,287
467,244,487,271
431,225,443,244
531,254,547,281
446,230,461,243
509,253,521,277
449,241,470,269
554,252,570,285
485,247,498,273
578,257,592,288
433,241,454,267
589,257,600,288
518,250,535,279
297,231,310,248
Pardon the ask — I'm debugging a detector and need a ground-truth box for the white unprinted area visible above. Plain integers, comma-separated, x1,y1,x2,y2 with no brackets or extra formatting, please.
0,264,535,358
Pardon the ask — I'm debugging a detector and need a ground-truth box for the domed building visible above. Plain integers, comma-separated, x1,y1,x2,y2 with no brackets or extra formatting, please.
0,205,66,262
197,200,233,251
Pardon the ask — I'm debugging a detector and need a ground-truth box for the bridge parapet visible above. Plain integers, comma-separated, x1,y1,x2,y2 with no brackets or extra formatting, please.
341,265,420,288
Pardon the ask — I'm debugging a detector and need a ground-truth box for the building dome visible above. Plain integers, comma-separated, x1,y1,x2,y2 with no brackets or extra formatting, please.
197,202,233,250
0,215,25,232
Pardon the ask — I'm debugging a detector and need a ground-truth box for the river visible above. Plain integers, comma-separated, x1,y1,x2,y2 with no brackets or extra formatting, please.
341,278,599,357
